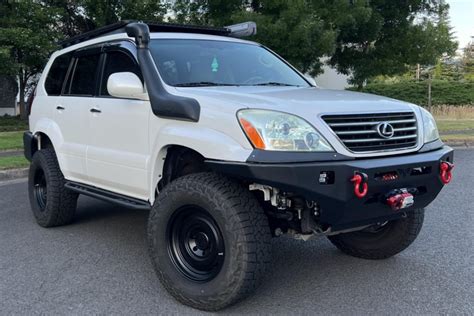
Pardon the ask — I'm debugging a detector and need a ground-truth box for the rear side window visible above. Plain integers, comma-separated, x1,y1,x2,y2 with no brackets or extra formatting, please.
68,54,100,96
44,52,72,96
100,51,141,96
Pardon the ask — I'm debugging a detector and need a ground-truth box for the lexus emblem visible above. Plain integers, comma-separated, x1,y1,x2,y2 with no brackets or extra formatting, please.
376,122,395,139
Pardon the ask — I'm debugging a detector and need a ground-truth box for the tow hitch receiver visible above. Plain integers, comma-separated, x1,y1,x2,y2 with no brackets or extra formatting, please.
386,188,416,211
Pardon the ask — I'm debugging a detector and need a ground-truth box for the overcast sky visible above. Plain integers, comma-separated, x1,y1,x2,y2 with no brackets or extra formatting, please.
446,0,473,49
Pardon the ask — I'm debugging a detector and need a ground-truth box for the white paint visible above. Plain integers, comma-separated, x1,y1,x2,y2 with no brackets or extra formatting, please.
29,30,425,203
107,72,147,100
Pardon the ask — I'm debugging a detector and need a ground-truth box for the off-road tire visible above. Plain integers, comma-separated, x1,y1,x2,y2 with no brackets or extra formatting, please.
328,209,424,260
147,172,272,311
28,148,78,227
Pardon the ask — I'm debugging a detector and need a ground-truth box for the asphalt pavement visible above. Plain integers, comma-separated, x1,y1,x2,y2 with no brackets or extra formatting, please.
1,149,473,315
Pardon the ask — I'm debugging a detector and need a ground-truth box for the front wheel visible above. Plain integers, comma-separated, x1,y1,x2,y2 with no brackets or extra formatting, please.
328,209,424,260
147,173,271,311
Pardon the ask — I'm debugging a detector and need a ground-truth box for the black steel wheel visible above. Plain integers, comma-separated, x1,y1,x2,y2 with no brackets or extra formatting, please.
167,206,225,282
33,168,48,211
28,148,78,227
148,173,271,311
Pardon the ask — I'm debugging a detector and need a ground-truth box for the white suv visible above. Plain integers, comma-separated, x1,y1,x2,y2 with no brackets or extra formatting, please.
24,21,454,311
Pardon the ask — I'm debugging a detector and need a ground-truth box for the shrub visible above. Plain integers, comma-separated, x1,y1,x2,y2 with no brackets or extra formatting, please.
349,80,474,106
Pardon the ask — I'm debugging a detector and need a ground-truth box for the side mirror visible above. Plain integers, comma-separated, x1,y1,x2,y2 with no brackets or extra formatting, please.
107,72,147,100
304,75,317,87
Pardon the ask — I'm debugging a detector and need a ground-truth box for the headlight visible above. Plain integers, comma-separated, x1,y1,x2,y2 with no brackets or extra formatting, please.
420,107,440,143
238,109,333,152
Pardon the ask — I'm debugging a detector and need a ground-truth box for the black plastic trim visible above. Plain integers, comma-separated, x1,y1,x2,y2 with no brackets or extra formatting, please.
65,181,151,210
247,150,353,163
126,22,201,122
23,131,36,162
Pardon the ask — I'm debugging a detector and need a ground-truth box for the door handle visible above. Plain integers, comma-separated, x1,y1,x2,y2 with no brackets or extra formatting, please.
90,108,102,114
56,105,65,110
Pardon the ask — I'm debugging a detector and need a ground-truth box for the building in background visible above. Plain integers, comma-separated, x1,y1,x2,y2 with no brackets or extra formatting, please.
314,58,351,90
0,76,18,116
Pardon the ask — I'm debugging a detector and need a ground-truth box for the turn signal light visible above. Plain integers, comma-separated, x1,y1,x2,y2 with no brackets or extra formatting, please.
239,117,265,149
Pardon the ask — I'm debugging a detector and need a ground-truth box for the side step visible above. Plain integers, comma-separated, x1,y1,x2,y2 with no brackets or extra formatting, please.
65,181,151,210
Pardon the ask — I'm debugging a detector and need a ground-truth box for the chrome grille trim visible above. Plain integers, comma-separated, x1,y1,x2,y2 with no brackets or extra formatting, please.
322,112,418,153
327,118,416,127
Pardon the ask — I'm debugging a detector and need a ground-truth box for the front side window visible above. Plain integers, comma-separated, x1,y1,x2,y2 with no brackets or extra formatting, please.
45,52,72,96
148,39,309,87
100,51,142,96
68,54,100,96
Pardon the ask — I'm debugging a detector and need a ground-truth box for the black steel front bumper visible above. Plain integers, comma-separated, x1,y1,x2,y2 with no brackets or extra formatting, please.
206,146,454,231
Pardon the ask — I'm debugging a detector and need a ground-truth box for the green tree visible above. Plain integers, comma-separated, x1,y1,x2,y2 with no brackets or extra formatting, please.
461,41,474,81
231,0,337,76
172,0,337,76
0,1,60,119
173,0,242,25
47,0,168,36
322,0,457,89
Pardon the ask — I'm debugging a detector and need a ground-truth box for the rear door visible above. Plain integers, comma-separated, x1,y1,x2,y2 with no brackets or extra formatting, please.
54,49,101,182
86,43,150,199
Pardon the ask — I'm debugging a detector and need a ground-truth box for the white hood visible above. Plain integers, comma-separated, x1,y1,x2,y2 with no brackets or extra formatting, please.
174,86,418,116
172,86,423,158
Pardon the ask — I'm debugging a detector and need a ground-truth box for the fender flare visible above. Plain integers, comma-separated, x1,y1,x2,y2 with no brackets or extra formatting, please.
147,125,253,203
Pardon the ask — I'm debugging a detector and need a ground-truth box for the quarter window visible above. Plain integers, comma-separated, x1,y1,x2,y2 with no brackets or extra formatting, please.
68,54,100,96
44,52,72,96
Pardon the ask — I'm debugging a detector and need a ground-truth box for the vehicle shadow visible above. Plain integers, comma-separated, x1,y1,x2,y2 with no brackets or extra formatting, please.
69,196,419,315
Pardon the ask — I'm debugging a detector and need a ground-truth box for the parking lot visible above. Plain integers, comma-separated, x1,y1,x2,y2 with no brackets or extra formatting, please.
1,148,473,315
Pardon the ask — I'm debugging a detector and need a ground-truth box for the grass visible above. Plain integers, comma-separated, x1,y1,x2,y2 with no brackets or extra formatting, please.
431,105,474,120
436,120,474,132
0,131,24,151
441,134,474,141
431,105,474,143
0,116,28,132
0,156,29,170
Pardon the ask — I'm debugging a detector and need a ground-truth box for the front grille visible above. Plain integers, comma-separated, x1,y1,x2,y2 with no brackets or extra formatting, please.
322,112,418,153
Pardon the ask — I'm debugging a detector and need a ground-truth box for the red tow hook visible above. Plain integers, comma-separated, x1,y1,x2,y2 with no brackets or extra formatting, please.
351,172,368,198
440,161,454,185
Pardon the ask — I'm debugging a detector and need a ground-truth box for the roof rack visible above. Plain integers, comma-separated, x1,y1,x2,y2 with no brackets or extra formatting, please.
58,20,232,48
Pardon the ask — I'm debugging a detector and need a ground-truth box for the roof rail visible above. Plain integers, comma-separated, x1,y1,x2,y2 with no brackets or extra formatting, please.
58,20,233,48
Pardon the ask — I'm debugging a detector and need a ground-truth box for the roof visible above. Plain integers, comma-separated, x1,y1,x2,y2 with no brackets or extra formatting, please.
58,21,231,48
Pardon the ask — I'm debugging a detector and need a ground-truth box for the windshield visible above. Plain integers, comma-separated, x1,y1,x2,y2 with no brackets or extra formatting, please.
148,39,309,87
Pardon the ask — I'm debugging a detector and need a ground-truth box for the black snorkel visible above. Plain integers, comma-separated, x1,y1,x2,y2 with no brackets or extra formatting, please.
125,22,201,122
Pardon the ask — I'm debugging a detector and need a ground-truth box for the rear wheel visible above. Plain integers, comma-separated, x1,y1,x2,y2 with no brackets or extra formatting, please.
148,173,271,311
28,148,78,227
328,209,424,259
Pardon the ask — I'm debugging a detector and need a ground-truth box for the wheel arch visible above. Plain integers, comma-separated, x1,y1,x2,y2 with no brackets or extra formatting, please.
149,144,208,203
29,118,65,169
147,124,253,203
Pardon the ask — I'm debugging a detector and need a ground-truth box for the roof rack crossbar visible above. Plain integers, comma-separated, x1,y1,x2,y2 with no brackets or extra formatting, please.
58,20,232,48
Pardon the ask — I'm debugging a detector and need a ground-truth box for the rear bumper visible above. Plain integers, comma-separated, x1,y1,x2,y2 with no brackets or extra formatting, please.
206,146,454,231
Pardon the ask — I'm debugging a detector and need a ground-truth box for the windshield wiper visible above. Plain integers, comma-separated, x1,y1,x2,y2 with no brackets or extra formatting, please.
174,82,238,87
253,82,299,87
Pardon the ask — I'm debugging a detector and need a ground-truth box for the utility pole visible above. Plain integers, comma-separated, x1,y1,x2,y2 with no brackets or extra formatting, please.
427,73,432,111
